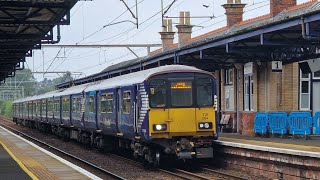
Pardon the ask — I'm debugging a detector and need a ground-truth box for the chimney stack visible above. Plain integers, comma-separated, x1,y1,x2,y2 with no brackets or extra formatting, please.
176,11,193,48
270,0,296,16
223,0,246,27
159,19,175,52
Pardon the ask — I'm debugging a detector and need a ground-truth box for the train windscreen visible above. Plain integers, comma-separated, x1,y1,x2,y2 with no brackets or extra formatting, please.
149,75,214,108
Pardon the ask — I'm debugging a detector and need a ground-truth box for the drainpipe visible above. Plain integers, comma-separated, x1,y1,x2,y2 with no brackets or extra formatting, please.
52,25,61,44
42,25,61,44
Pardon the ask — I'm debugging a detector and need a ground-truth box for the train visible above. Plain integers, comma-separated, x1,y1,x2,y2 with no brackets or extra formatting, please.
12,65,218,166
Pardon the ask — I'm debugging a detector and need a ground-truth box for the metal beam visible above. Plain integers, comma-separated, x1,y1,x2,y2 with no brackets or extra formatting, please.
126,47,139,58
42,44,162,48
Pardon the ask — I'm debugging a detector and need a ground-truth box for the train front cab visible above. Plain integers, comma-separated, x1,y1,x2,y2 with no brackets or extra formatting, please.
147,72,217,159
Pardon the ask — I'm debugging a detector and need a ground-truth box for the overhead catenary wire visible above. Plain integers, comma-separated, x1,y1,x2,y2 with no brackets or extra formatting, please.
41,0,271,78
35,0,146,73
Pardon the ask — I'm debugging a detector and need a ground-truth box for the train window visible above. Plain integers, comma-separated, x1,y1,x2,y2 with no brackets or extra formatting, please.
149,79,167,108
107,93,114,113
54,100,60,112
33,102,36,115
89,96,95,113
196,78,213,107
63,98,69,112
123,92,131,114
170,81,193,107
37,101,41,114
42,100,46,112
48,100,52,112
77,98,82,112
72,97,77,112
101,94,107,113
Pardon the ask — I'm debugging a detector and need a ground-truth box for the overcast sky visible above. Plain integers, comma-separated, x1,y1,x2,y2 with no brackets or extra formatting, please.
28,0,311,81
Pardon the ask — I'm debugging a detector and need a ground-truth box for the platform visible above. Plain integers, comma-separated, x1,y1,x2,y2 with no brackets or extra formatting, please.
0,143,31,180
0,126,101,180
218,133,320,158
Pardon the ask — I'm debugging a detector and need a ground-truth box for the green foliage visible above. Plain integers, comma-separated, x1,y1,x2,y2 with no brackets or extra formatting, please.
36,72,73,95
6,69,37,97
0,101,12,118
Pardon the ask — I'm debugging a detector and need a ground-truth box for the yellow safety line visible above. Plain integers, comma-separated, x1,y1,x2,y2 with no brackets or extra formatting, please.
0,140,38,180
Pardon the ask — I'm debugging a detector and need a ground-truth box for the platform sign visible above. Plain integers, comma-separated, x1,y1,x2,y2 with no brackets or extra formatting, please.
272,61,282,72
244,62,253,75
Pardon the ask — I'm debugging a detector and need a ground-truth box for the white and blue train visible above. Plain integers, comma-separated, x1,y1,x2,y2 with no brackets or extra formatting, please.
12,65,218,165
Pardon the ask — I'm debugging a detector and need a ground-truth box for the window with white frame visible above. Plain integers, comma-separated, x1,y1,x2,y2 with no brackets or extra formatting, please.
314,70,320,79
244,75,254,111
225,69,233,85
225,85,234,111
300,70,310,110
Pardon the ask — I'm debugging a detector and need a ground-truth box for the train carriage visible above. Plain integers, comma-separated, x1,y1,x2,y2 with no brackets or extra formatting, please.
12,65,218,166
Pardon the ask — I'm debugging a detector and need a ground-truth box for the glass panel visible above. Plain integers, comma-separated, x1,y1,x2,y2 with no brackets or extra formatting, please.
101,94,107,113
301,94,309,109
63,98,69,112
314,70,320,78
54,100,60,112
225,86,234,111
72,98,77,112
149,79,167,108
171,81,193,107
302,81,309,93
197,78,213,107
301,72,309,79
89,96,94,113
244,95,249,110
77,98,81,112
106,93,114,113
123,92,131,114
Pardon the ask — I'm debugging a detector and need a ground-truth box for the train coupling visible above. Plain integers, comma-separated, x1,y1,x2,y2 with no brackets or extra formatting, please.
177,147,213,159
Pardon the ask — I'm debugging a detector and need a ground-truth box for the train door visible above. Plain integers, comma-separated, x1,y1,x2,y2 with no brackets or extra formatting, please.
84,91,98,131
117,87,135,137
117,88,122,134
168,79,196,133
95,91,99,130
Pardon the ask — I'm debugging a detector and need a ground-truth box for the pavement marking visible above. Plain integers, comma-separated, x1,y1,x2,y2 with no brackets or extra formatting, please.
0,126,103,180
0,140,38,180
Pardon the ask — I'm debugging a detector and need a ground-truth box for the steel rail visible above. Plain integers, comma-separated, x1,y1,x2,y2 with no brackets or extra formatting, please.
201,167,249,180
0,119,126,180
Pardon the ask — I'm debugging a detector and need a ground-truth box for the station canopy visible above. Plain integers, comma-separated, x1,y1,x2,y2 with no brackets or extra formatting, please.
0,0,77,84
57,1,320,89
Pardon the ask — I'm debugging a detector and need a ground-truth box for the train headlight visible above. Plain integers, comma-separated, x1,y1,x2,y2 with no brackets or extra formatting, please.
153,124,167,131
199,122,213,129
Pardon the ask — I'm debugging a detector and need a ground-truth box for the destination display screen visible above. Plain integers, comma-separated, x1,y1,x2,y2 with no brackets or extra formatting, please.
170,82,192,89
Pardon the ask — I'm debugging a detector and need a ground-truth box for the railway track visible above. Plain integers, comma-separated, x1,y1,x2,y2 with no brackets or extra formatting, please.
201,167,248,180
0,120,126,180
107,153,212,180
1,117,249,180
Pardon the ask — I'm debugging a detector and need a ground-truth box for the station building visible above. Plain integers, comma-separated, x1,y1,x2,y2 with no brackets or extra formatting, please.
216,0,320,136
159,0,320,136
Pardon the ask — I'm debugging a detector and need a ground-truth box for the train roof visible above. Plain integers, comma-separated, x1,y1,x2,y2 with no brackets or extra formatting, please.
84,65,204,92
14,65,209,103
54,83,90,97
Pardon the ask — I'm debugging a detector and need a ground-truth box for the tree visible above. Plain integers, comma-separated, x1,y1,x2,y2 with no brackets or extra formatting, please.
5,69,37,97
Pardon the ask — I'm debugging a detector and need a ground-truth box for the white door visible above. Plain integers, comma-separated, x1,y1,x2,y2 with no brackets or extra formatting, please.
313,82,320,116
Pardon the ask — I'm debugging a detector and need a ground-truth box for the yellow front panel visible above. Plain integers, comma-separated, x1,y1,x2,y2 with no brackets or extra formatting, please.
169,108,196,133
196,107,216,133
149,109,169,134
